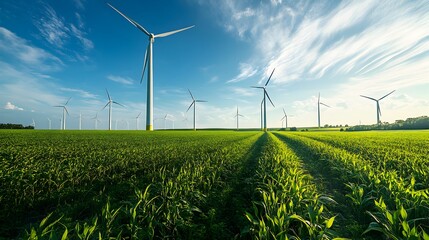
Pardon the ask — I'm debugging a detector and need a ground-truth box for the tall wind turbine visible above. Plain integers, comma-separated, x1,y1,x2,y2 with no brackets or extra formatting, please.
31,119,36,129
360,90,395,125
102,89,125,130
47,118,51,130
54,97,71,130
107,3,194,131
252,68,275,132
136,112,142,130
186,89,207,131
281,108,289,129
234,106,244,130
317,93,330,128
260,99,264,130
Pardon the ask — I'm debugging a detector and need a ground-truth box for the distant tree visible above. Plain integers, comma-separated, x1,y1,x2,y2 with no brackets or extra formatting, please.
0,123,34,129
290,127,297,131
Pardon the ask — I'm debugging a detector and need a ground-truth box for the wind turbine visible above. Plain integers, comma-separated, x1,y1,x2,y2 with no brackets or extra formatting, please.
317,93,331,128
47,118,51,130
136,112,142,130
107,3,194,131
54,97,71,130
252,68,275,132
186,89,207,131
281,108,289,128
92,113,101,130
234,106,244,130
31,119,36,129
102,89,125,130
360,90,395,125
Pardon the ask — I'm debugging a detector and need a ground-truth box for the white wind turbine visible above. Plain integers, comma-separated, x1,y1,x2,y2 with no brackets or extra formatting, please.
317,93,331,128
92,113,101,130
360,90,395,125
47,118,51,130
54,97,71,130
281,108,293,129
31,119,36,129
234,106,244,130
186,89,207,131
108,3,194,131
252,69,275,132
102,89,125,130
136,112,142,130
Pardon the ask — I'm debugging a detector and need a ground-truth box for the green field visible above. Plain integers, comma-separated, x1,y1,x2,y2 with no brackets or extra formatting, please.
1,130,428,239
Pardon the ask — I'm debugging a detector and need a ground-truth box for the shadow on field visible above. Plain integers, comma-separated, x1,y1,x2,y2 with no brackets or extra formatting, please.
203,133,267,239
272,133,371,239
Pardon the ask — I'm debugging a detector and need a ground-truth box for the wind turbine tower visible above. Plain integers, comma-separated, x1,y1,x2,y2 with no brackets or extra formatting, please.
47,118,51,130
235,106,244,130
107,3,194,131
54,97,71,130
102,89,125,130
186,89,207,131
251,68,275,132
360,90,395,125
317,93,331,128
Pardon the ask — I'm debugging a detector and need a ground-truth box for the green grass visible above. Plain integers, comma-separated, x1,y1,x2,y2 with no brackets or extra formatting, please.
0,130,428,239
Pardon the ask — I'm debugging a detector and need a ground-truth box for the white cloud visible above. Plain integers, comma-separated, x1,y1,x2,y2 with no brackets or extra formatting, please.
60,87,97,99
0,27,63,71
70,24,94,51
107,75,134,85
231,87,255,97
36,5,69,48
227,63,257,83
4,102,24,111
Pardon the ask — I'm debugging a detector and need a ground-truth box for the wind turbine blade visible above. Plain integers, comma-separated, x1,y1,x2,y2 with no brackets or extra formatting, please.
140,43,149,84
318,92,320,103
113,101,125,107
155,25,194,38
265,90,275,107
64,107,69,116
65,97,71,106
378,90,395,101
320,102,331,108
186,101,195,112
238,114,244,117
53,105,63,108
137,112,141,118
188,89,195,101
251,86,264,89
102,102,110,110
106,89,111,100
281,116,286,121
265,68,276,86
107,3,151,36
282,107,286,116
195,100,207,102
378,105,382,116
360,95,377,101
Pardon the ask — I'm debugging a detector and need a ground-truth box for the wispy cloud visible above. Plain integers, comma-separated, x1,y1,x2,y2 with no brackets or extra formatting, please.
231,87,256,97
4,102,24,111
227,63,257,83
70,24,93,51
36,4,69,48
0,27,63,71
60,87,97,99
107,75,134,85
199,0,429,93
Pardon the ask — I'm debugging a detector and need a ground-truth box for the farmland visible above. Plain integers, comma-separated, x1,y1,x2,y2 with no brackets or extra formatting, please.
0,130,428,239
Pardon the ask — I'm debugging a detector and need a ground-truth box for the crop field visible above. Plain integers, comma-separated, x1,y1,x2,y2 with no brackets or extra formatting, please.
0,130,428,239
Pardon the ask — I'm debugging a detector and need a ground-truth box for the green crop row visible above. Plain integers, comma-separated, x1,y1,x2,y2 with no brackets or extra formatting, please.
277,132,429,239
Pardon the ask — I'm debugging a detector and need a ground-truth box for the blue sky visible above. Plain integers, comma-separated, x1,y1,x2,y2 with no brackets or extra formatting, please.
1,0,428,130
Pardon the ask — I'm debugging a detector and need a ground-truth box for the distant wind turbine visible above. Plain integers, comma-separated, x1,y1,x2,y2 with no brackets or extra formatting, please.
260,99,264,130
186,89,207,131
47,118,51,130
92,113,101,130
31,119,36,129
360,90,395,125
136,112,142,130
252,68,275,132
234,106,244,130
107,3,194,131
318,93,330,128
281,108,291,129
54,97,71,130
102,89,125,130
